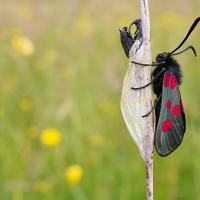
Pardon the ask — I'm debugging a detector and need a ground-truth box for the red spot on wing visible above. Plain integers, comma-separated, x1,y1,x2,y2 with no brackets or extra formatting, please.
172,105,181,116
162,120,172,133
164,71,170,87
166,99,171,109
170,75,177,89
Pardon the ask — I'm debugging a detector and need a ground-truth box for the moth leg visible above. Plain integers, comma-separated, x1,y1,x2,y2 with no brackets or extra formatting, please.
131,68,165,90
131,60,166,66
142,95,161,118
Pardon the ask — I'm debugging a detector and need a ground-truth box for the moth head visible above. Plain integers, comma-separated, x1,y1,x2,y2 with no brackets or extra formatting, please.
156,52,169,62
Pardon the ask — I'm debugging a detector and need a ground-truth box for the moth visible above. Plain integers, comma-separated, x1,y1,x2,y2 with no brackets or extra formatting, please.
120,17,200,156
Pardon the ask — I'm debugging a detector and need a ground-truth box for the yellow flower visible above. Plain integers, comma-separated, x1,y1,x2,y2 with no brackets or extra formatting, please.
19,98,33,111
75,15,93,35
36,50,57,70
11,35,35,56
99,101,118,118
89,133,103,147
40,128,61,146
65,165,83,185
43,50,57,64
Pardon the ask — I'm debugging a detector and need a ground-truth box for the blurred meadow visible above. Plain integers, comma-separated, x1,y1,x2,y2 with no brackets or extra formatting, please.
0,0,200,199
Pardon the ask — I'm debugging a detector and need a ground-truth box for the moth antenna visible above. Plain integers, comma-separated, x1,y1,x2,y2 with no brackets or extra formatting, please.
171,45,197,57
170,17,200,55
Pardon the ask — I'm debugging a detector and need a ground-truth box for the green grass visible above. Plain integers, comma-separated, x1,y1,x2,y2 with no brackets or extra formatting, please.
0,0,200,199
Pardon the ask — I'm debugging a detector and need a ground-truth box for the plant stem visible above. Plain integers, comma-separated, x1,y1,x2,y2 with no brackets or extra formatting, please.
139,0,154,199
146,156,153,199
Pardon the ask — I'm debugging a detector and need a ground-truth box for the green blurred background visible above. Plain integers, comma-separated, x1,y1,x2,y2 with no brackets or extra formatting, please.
0,0,200,199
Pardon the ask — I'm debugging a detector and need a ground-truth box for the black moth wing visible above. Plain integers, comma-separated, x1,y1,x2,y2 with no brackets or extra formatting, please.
155,70,186,156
